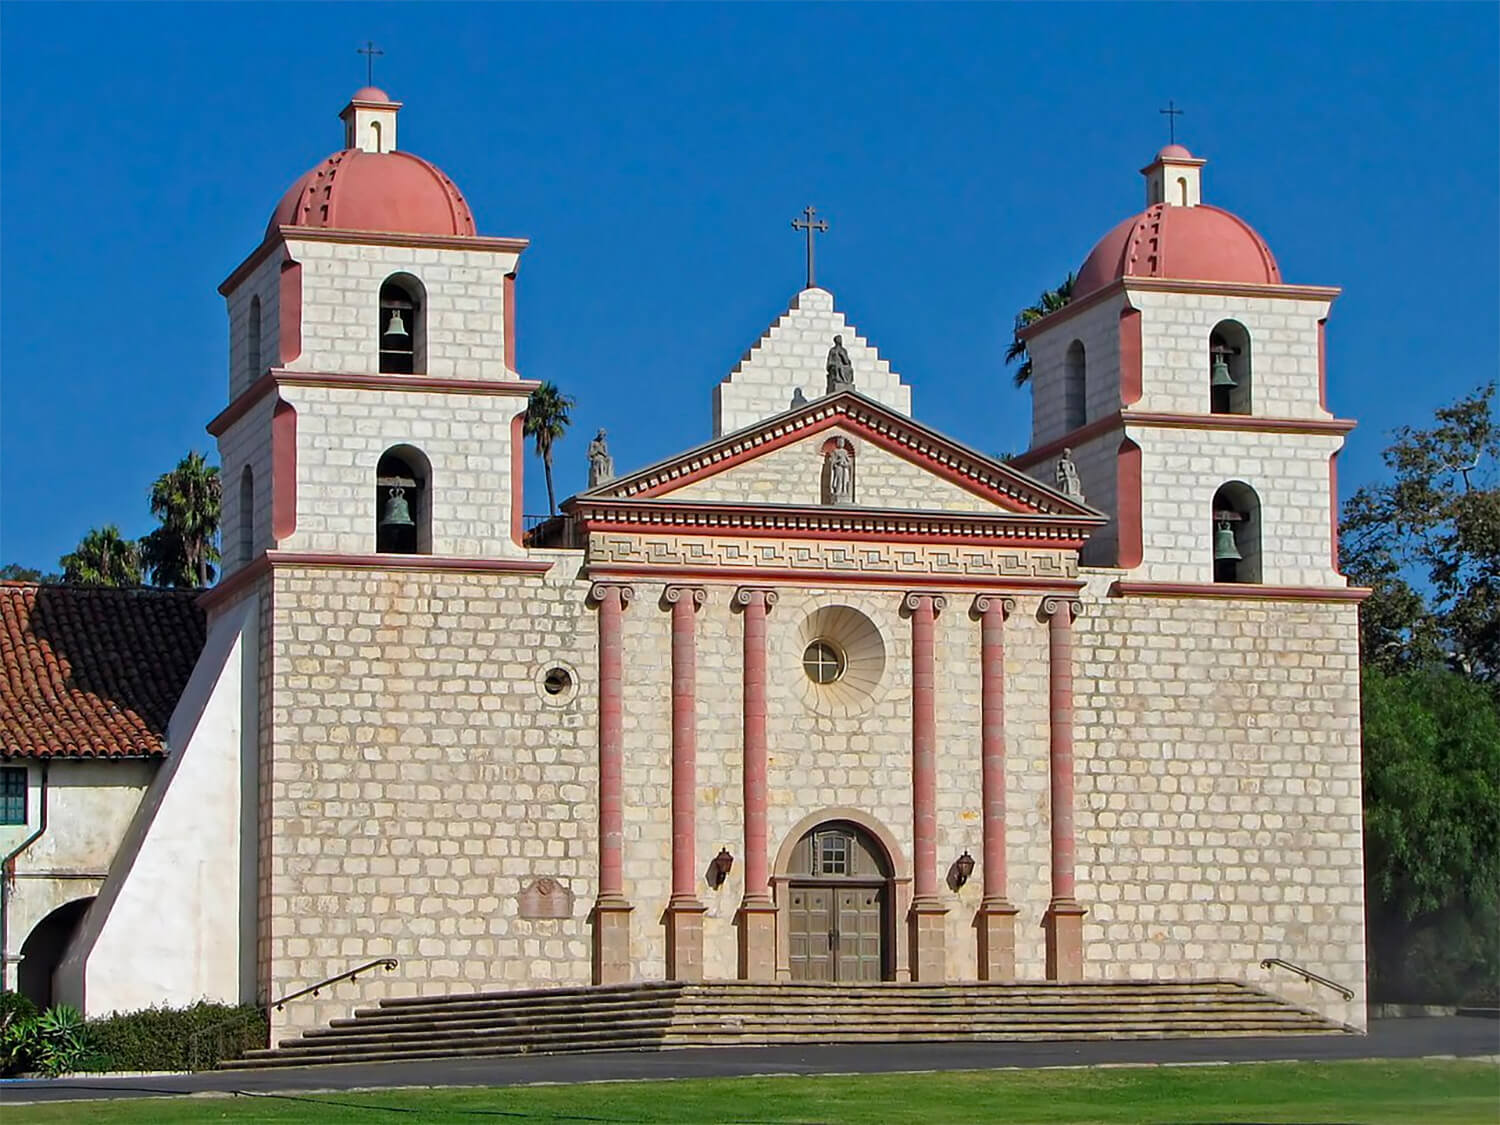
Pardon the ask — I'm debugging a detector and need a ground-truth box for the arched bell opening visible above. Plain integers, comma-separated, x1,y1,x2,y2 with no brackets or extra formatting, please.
1212,480,1262,584
783,820,894,982
376,445,432,555
1062,340,1087,431
18,897,94,1011
1209,320,1252,415
378,274,425,374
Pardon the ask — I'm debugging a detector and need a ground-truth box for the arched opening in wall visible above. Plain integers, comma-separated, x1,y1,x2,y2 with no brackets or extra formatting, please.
785,821,893,982
378,274,425,374
1176,176,1189,206
1063,340,1087,431
1212,481,1262,584
376,445,432,554
239,466,254,563
247,296,262,382
369,120,382,151
1209,320,1252,415
18,898,94,1011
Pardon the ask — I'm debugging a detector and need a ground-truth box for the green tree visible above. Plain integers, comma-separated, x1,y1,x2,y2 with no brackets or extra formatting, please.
0,564,59,583
140,451,221,588
1361,667,1500,1002
60,526,142,587
1004,273,1075,387
1340,384,1499,680
523,381,576,516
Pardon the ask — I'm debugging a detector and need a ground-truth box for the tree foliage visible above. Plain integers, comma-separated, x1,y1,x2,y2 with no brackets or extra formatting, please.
1341,384,1500,680
1004,273,1075,388
523,381,576,516
0,564,59,584
1361,667,1499,1002
140,451,221,589
60,525,141,587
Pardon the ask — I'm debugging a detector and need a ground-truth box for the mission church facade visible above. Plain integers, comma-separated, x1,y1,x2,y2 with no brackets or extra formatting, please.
35,88,1365,1037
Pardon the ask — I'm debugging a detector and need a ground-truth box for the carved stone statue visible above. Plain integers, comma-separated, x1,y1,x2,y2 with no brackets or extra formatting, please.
790,388,809,409
587,428,614,488
825,334,855,395
827,437,854,505
1055,447,1083,500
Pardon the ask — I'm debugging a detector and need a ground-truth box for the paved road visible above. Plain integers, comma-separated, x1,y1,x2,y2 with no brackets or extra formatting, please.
2,1017,1495,1105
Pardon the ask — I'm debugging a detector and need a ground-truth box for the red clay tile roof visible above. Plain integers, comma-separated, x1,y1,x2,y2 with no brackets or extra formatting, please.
0,583,206,759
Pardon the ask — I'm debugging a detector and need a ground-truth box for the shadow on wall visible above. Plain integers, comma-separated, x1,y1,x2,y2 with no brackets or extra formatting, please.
19,897,94,1010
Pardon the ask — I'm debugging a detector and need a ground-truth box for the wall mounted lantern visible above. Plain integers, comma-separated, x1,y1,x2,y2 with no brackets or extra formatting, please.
710,848,734,889
953,851,976,889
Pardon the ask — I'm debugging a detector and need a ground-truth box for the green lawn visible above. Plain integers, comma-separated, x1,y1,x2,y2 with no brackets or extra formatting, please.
4,1059,1498,1124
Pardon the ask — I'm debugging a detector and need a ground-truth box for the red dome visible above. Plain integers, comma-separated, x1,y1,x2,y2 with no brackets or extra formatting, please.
267,148,476,238
1075,204,1281,298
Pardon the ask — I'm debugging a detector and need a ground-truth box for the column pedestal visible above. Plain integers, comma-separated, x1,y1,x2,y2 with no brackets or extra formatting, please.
1044,900,1087,982
665,899,707,981
736,899,778,982
592,896,634,985
908,900,949,982
976,898,1020,982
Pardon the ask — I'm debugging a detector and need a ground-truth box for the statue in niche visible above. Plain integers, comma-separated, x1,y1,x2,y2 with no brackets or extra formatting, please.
790,387,809,409
1055,447,1084,500
826,437,855,505
825,334,855,395
587,428,614,488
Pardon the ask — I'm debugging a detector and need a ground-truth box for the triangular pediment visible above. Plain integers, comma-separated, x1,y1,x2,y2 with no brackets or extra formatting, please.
575,391,1102,524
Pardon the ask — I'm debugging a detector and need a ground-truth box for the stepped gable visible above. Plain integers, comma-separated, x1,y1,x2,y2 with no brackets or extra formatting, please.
713,287,911,438
0,583,206,759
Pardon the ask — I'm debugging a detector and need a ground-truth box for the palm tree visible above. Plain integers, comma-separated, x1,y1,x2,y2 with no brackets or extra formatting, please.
524,382,576,515
143,451,222,588
61,525,142,586
1005,273,1076,387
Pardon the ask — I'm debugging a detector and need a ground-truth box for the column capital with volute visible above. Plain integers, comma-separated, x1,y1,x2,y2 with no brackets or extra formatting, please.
971,593,1017,618
732,586,779,611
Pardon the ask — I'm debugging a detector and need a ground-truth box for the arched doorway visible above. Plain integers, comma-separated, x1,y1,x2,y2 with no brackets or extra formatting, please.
19,898,93,1010
785,821,893,982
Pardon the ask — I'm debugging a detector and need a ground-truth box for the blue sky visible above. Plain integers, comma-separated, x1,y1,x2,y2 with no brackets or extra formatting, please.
2,3,1496,574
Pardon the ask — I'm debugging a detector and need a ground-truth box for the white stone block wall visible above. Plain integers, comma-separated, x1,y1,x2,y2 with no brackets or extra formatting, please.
1027,294,1127,447
1131,426,1342,586
668,428,999,513
282,237,520,381
1075,573,1366,1028
1127,289,1334,419
216,396,278,576
225,251,286,400
274,385,527,558
713,288,912,437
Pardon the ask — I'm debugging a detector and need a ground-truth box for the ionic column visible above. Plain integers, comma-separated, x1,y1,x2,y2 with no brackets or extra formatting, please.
664,584,707,981
733,587,778,981
973,593,1019,981
1042,595,1087,982
589,582,634,984
904,591,948,982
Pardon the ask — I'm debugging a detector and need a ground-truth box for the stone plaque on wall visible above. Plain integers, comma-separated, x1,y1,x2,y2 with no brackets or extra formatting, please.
518,877,574,920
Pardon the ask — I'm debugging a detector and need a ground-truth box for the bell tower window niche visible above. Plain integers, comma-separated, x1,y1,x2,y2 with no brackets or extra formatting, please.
1063,340,1087,431
378,274,425,374
1209,320,1252,415
1212,481,1262,584
247,296,262,382
376,445,432,554
238,467,254,563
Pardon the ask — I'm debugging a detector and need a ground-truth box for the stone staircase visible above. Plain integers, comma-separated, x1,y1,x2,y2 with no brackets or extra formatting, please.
223,980,1346,1069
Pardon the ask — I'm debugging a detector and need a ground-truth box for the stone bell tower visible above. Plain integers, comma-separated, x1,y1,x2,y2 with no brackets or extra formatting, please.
1013,144,1354,591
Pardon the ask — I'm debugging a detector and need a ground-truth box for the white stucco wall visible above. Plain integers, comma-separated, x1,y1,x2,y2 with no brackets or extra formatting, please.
55,598,260,1016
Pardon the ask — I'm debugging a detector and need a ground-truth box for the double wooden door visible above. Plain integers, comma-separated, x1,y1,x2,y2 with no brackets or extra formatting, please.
787,882,885,982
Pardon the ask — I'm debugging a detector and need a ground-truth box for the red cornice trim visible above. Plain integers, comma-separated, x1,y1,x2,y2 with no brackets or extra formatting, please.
199,550,553,610
1108,580,1371,603
1017,277,1341,340
1011,411,1356,470
586,563,1084,593
584,518,1087,551
207,370,539,436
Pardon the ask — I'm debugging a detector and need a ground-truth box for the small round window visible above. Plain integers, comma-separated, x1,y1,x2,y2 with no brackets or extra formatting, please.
802,640,846,685
543,667,573,696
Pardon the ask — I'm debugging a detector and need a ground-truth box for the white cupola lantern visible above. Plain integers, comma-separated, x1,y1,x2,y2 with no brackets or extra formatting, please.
340,87,401,154
1142,144,1207,208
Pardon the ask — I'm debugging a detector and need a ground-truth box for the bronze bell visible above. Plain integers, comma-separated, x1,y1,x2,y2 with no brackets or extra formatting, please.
379,487,414,530
1214,520,1242,562
384,309,409,338
1211,352,1237,388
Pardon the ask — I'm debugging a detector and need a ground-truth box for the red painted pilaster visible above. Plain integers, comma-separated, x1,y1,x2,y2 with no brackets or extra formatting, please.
666,585,707,903
973,593,1019,980
1042,596,1086,981
905,591,949,981
589,582,635,983
734,586,778,980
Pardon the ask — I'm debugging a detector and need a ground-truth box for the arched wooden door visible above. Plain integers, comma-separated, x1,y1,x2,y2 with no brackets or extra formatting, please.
786,821,892,982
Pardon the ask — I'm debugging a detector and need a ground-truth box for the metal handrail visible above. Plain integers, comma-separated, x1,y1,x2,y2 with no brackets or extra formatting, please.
273,957,399,1011
1260,957,1354,1001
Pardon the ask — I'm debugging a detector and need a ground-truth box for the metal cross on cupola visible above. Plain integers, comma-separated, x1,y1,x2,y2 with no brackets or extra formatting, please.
358,40,384,87
791,205,829,290
1159,100,1184,145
